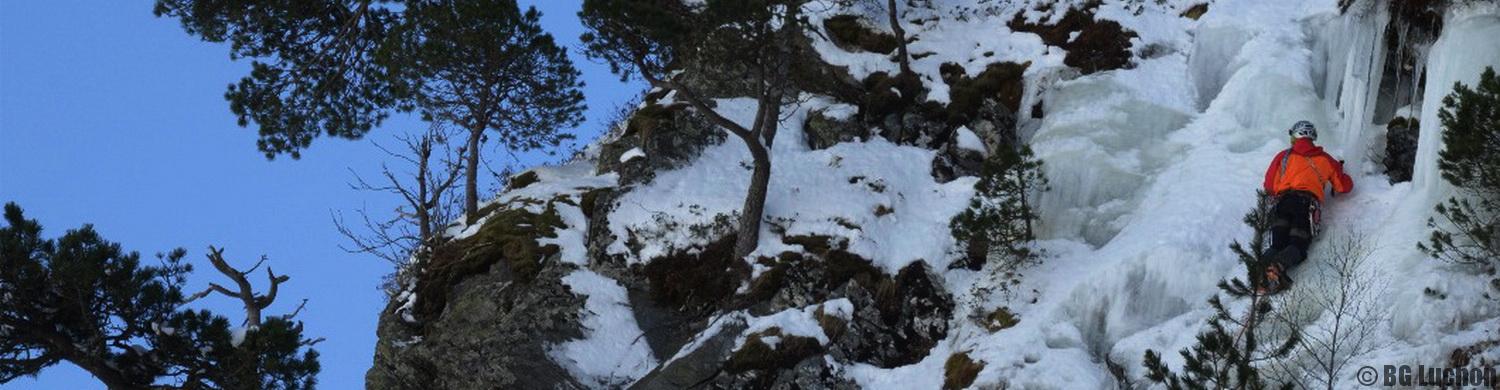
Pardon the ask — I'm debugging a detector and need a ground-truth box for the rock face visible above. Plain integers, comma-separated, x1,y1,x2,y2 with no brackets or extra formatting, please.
598,103,726,186
366,256,586,389
1384,116,1420,183
622,238,955,388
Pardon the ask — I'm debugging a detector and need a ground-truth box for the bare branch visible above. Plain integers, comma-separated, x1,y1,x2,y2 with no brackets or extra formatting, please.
181,283,239,305
281,299,311,320
242,255,269,276
258,267,289,310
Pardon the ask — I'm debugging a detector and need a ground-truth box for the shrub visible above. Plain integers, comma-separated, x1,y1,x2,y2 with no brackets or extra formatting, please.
950,145,1048,270
1420,67,1500,273
724,328,823,373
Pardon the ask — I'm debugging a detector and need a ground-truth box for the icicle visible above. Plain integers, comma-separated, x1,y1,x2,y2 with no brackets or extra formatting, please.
1309,1,1391,170
1412,9,1500,203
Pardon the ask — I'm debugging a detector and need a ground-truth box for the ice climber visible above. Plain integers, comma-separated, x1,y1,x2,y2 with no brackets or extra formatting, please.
1259,120,1354,294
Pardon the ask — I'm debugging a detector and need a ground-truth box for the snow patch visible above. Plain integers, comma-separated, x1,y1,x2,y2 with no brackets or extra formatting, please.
230,326,257,348
538,196,590,266
619,147,646,163
549,269,657,388
954,126,986,154
735,298,853,350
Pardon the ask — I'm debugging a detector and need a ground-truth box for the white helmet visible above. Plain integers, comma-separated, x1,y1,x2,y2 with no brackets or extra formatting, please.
1289,120,1317,141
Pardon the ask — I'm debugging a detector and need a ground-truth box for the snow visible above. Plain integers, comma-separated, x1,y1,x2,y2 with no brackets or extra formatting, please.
845,343,952,389
230,326,256,347
657,298,853,371
619,147,645,163
819,102,858,121
538,195,590,266
662,313,737,366
393,288,419,324
446,160,617,240
549,269,657,388
736,298,852,349
392,336,423,349
953,126,985,154
802,0,1061,104
606,96,977,272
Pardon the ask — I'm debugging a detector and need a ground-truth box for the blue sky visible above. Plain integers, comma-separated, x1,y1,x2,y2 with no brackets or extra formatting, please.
0,1,639,388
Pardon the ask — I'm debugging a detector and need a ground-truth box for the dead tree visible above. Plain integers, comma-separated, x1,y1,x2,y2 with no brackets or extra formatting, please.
183,247,294,328
336,124,463,269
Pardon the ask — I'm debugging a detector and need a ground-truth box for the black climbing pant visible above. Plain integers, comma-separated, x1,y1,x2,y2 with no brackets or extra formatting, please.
1268,191,1319,271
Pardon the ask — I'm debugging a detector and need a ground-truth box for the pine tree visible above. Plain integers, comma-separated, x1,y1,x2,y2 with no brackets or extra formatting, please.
1142,192,1300,390
158,0,587,222
580,0,807,258
1419,67,1500,272
0,203,319,389
1224,191,1276,297
950,144,1047,269
154,0,402,159
395,0,586,223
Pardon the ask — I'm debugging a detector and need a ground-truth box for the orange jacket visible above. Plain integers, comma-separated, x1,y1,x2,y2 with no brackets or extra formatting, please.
1263,139,1353,202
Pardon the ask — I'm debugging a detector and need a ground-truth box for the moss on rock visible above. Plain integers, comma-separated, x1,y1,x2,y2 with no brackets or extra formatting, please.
780,234,882,293
641,235,750,314
724,328,825,373
414,199,566,323
823,15,899,54
1180,3,1209,20
943,352,985,390
981,306,1020,332
814,305,849,341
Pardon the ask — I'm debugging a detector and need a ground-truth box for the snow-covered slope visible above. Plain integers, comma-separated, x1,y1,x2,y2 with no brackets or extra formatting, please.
371,0,1500,388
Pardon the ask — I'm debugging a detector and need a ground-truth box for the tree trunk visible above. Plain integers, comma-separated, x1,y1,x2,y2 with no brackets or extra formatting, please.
1016,164,1033,240
75,357,137,390
464,124,483,224
733,142,772,258
887,0,911,76
417,136,432,244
